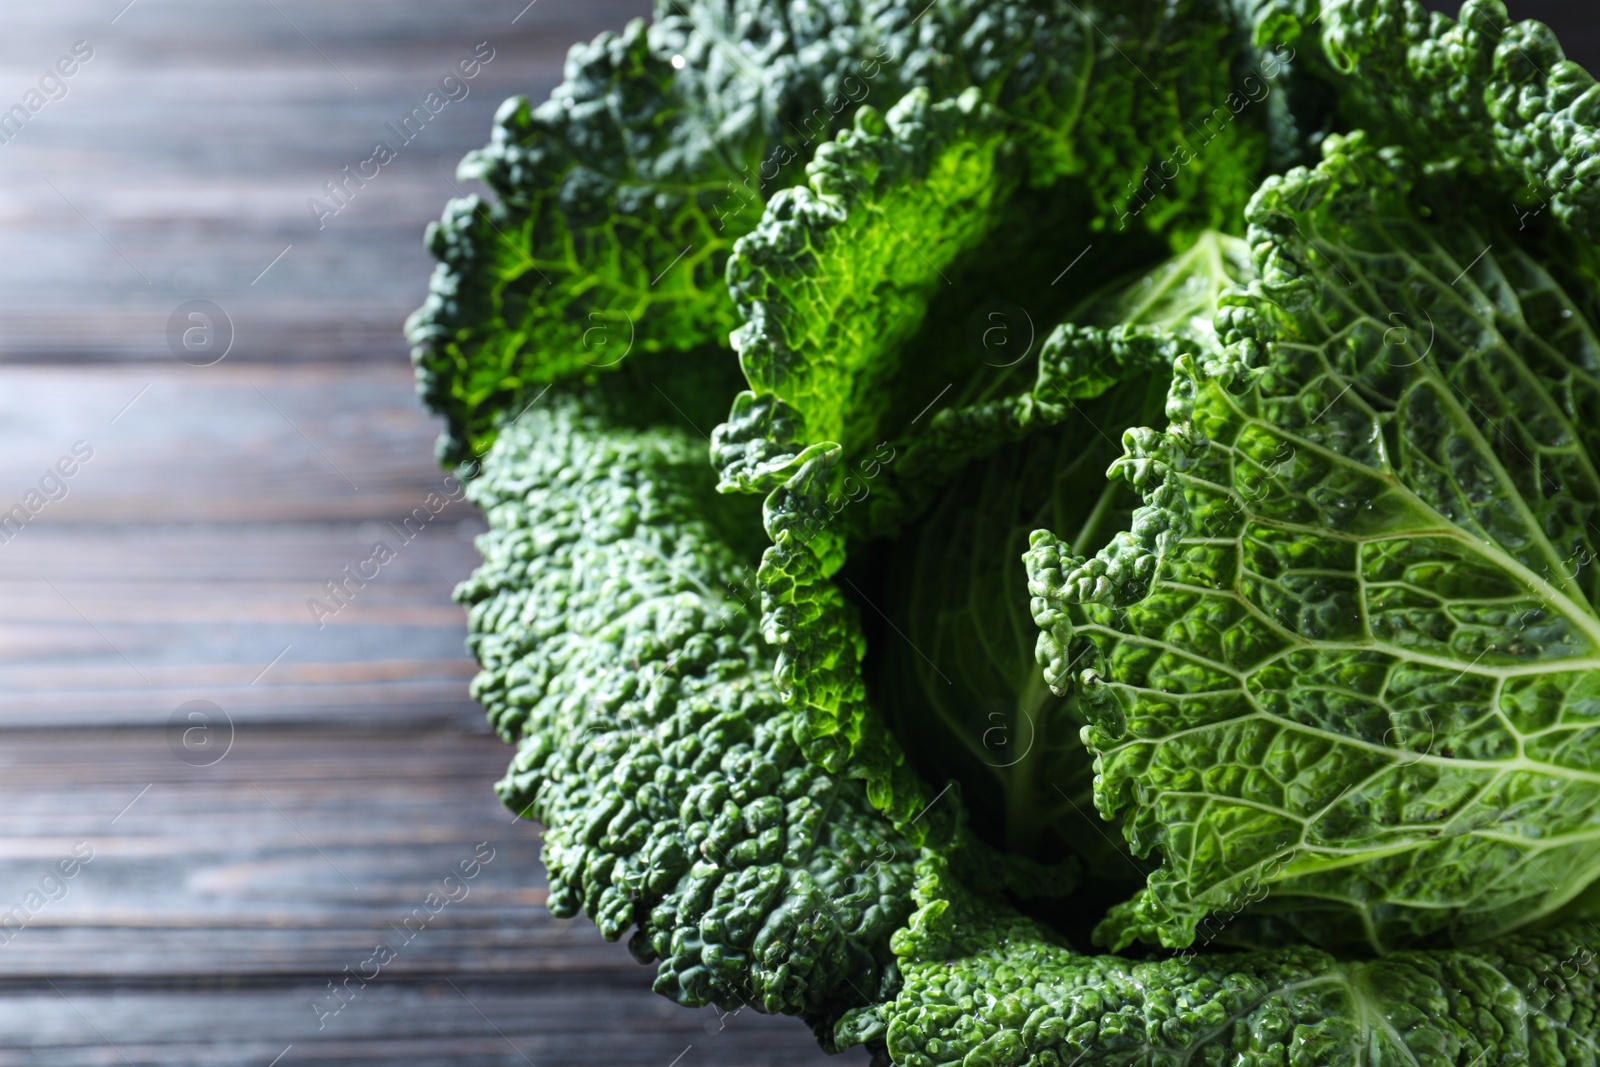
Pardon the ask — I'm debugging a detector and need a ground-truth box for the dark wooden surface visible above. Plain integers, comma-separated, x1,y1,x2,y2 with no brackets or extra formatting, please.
0,3,835,1064
3,1,1595,1064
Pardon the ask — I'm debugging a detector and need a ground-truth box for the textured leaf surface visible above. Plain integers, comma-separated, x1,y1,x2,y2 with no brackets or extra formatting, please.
456,365,921,1017
709,86,1027,836
406,0,1114,465
1028,132,1600,953
713,86,1014,495
1283,0,1600,239
408,12,759,464
856,856,1600,1067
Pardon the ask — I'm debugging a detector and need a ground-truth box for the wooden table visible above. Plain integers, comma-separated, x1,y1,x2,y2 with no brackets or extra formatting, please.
2,1,1594,1064
0,3,833,1063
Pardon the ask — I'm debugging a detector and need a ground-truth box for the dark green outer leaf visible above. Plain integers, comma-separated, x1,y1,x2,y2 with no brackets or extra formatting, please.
457,374,922,1017
859,855,1600,1067
1233,0,1600,238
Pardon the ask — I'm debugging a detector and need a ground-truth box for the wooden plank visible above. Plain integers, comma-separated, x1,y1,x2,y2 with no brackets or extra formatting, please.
0,982,834,1067
0,366,466,523
0,523,478,581
0,366,490,727
0,0,653,366
0,730,543,923
0,727,835,1064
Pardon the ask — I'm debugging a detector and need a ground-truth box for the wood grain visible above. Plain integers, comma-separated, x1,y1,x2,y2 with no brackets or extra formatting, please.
0,0,665,366
28,0,1594,1060
0,732,829,1065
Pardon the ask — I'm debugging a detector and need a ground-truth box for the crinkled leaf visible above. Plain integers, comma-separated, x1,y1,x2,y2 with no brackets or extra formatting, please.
1028,132,1600,953
411,0,1234,465
457,358,922,1016
860,855,1600,1067
1269,0,1600,239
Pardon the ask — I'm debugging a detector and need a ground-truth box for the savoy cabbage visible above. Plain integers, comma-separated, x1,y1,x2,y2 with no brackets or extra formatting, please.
410,0,1600,1062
